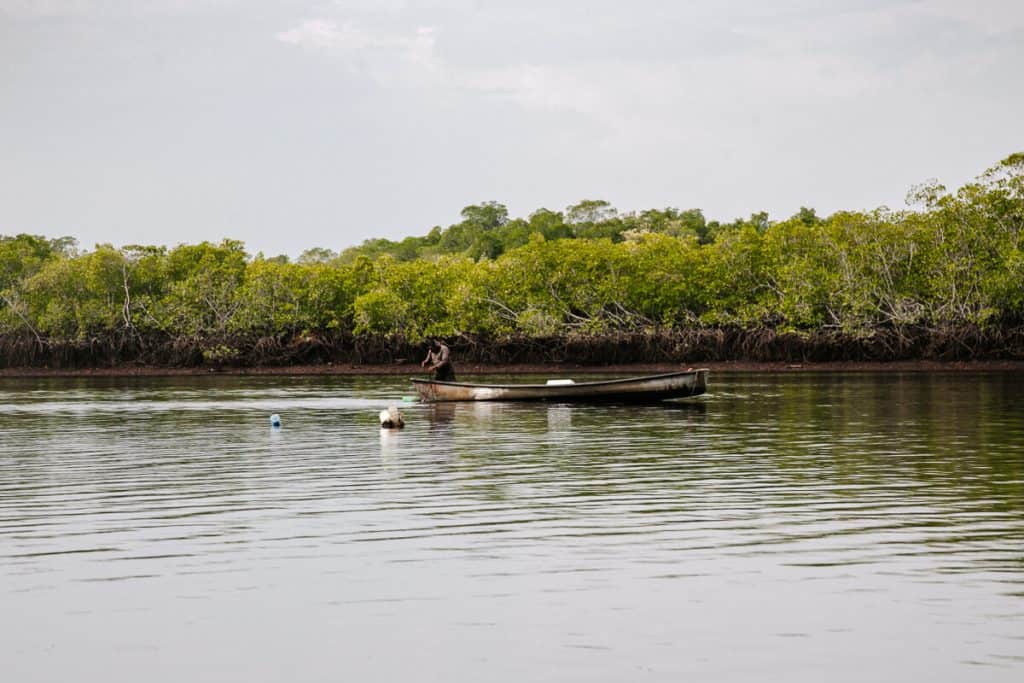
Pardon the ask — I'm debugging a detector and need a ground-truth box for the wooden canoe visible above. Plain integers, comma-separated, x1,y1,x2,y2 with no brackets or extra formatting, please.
411,369,708,403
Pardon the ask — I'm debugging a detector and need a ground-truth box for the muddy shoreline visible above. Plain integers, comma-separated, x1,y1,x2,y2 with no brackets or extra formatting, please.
2,359,1023,378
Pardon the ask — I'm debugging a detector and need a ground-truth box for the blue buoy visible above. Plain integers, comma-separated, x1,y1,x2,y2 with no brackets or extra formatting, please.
270,414,281,428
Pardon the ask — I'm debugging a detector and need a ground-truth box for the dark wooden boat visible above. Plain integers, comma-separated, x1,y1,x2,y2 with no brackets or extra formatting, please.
411,369,708,403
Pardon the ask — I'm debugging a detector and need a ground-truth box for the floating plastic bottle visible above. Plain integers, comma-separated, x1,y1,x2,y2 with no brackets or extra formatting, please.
269,414,281,428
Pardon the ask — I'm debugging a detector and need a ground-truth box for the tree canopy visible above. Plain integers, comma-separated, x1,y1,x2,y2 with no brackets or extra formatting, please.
1,155,1022,362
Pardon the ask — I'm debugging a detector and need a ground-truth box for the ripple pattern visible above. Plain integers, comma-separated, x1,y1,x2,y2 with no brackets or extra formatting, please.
1,373,1023,682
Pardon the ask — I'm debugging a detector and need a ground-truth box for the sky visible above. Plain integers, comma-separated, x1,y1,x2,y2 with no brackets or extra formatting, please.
1,0,1022,257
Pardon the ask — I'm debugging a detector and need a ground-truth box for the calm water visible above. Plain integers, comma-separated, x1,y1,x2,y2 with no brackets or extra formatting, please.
1,372,1023,682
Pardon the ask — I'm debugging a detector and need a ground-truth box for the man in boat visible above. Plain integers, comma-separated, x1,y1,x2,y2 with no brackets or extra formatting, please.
421,339,456,381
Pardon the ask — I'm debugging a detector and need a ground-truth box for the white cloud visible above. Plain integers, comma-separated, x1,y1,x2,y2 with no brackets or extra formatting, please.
273,10,893,148
275,3,1024,172
277,19,376,51
276,18,438,78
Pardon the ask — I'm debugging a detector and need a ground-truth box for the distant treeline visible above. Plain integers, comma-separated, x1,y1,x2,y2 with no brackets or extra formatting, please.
1,154,1022,368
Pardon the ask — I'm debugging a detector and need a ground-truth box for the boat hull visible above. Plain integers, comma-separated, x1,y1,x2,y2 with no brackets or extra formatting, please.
411,369,708,403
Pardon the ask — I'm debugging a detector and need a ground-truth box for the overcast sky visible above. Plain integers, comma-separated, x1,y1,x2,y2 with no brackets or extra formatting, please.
1,0,1022,256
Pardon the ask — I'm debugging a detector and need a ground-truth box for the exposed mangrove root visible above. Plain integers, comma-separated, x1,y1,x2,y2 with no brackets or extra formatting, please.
1,325,1022,370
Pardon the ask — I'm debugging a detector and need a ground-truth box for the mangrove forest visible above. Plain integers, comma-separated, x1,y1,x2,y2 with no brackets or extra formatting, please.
1,154,1023,368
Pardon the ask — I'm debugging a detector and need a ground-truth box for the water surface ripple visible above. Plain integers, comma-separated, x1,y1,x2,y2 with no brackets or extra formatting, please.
2,373,1023,681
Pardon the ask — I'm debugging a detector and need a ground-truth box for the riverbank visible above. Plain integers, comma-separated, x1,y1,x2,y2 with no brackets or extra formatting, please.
2,359,1023,378
4,326,1023,371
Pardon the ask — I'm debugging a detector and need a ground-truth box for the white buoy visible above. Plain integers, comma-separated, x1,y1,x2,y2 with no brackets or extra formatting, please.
270,414,281,428
379,405,405,429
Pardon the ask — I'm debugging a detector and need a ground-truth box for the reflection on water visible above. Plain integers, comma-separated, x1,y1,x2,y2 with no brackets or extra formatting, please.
1,373,1023,682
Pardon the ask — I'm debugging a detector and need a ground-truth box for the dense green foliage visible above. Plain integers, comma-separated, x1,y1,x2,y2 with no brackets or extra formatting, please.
1,155,1022,365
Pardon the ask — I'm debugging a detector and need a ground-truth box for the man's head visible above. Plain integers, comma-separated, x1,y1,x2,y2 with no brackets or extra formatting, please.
431,339,442,350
